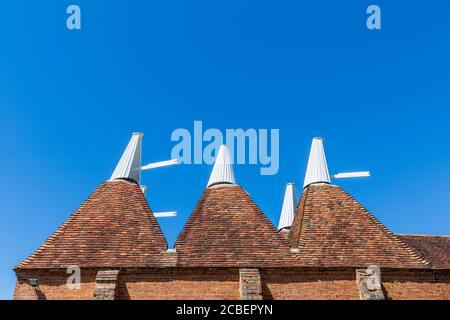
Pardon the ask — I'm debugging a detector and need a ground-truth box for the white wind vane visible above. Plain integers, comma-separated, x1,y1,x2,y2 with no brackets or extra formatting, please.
278,137,371,232
304,137,371,189
110,132,178,218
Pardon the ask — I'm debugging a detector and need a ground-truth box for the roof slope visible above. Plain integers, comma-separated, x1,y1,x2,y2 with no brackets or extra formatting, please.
16,179,170,269
288,184,430,269
397,234,450,269
175,185,295,267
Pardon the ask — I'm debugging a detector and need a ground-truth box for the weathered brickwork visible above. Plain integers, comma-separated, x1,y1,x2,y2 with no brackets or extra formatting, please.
356,267,385,300
94,269,120,300
116,268,240,300
239,269,262,300
14,269,97,300
260,268,450,300
261,268,360,300
382,270,450,300
13,267,450,300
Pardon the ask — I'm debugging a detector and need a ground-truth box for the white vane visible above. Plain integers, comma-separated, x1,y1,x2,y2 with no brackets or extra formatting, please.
334,171,371,179
140,159,178,171
110,132,178,184
302,137,371,190
110,132,178,218
110,132,143,183
153,211,177,218
278,183,297,231
303,137,331,188
207,144,237,188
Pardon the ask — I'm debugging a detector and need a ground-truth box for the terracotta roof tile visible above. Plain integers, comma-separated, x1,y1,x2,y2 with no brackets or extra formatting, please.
288,184,430,268
175,185,295,267
397,234,450,269
16,179,171,269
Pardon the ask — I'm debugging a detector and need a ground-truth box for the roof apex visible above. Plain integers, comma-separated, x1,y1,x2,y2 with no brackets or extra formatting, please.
277,183,296,230
110,132,143,183
303,137,331,188
207,144,237,188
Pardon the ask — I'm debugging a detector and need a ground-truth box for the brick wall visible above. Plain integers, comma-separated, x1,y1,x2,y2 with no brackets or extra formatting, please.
116,268,240,300
261,268,450,300
382,269,450,300
261,268,360,300
239,269,262,300
14,269,97,300
94,269,120,300
14,267,450,300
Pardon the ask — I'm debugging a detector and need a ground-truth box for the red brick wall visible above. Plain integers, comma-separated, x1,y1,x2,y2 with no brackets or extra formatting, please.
14,267,450,300
261,268,450,300
117,268,240,300
14,269,97,300
382,269,450,300
261,268,360,300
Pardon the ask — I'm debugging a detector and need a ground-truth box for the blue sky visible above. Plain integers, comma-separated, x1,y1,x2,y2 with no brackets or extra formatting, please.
1,1,449,299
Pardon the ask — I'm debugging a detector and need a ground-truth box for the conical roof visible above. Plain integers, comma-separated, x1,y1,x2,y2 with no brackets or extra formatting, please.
288,184,430,268
16,179,171,269
176,145,293,267
175,185,294,267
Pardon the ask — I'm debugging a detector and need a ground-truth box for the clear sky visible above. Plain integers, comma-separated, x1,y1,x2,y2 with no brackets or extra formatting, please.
1,1,449,299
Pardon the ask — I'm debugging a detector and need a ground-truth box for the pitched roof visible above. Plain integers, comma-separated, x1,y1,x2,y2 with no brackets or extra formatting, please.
397,234,450,269
175,185,295,267
16,179,171,269
288,184,430,268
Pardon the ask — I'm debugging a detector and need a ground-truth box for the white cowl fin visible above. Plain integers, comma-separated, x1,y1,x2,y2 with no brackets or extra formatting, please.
303,137,331,188
277,183,296,230
110,132,143,183
207,145,236,188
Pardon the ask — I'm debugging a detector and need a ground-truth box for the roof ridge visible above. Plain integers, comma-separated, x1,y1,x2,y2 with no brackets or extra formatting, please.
397,233,450,238
341,188,431,268
174,189,210,247
297,188,312,249
243,187,293,247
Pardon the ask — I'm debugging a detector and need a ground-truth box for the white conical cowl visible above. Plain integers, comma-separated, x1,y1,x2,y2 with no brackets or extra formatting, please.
207,145,236,188
303,137,331,188
110,132,143,183
277,183,297,230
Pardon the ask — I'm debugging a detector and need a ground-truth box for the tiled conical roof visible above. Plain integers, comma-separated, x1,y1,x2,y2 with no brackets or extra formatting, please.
16,179,171,269
288,184,430,268
175,184,294,267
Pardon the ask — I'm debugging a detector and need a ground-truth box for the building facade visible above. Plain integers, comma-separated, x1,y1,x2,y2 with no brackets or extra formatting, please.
13,135,450,300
